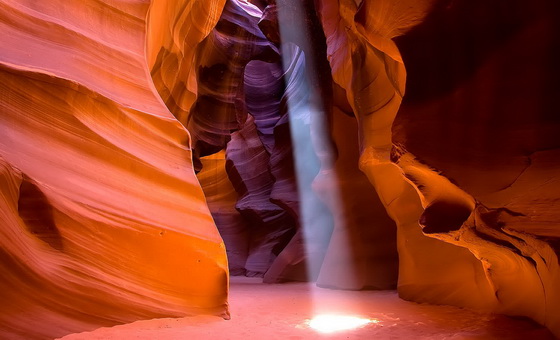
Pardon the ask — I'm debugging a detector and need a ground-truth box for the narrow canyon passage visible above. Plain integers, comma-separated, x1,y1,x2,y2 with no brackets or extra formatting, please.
1,0,560,339
191,0,399,290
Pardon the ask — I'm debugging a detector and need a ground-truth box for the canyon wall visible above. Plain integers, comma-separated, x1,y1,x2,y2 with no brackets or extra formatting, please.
1,0,559,338
317,0,560,336
188,0,560,336
0,1,229,339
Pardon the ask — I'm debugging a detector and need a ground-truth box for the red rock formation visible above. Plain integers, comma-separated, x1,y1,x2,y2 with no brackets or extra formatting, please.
259,0,400,289
187,0,279,162
198,151,250,276
0,1,229,338
148,0,226,125
316,0,560,336
226,115,296,276
2,0,560,338
392,0,560,333
315,106,399,290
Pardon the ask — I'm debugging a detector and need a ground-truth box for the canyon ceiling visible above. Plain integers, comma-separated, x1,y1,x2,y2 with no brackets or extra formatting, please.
1,0,559,339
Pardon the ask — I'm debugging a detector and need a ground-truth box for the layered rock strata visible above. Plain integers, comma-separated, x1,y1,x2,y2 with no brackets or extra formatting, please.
316,0,560,336
2,0,560,338
0,1,229,338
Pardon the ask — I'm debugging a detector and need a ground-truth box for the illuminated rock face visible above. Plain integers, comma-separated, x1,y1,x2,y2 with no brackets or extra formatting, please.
188,0,399,288
1,0,560,339
189,0,560,337
0,1,229,339
315,0,560,336
391,0,560,333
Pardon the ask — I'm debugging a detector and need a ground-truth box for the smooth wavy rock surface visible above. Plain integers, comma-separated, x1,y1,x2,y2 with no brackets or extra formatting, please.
316,0,560,337
0,0,228,339
148,0,226,126
187,0,278,161
198,151,250,276
391,0,560,334
315,106,399,290
226,115,296,276
3,0,560,338
318,0,490,307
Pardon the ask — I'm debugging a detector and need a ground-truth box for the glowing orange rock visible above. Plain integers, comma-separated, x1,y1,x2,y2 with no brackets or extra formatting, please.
198,151,250,275
0,0,229,338
3,0,560,338
317,0,560,337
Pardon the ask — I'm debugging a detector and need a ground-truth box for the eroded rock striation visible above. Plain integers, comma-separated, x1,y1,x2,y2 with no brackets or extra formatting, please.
1,0,560,338
0,1,229,339
316,0,560,336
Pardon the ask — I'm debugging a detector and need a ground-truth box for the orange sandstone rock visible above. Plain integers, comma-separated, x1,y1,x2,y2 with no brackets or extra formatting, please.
0,0,229,338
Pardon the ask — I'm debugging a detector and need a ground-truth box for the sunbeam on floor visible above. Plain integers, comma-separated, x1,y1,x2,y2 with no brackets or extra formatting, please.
59,277,554,340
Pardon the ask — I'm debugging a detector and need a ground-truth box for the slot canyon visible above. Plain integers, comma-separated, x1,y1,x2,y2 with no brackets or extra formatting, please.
1,0,559,339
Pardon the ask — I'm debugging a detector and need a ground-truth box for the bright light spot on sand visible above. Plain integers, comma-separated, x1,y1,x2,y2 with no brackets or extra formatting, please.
307,315,377,333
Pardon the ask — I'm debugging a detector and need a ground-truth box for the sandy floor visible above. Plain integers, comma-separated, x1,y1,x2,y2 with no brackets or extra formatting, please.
59,277,554,339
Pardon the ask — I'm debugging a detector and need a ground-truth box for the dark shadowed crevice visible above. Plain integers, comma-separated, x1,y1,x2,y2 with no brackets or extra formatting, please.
18,176,63,251
419,200,472,234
